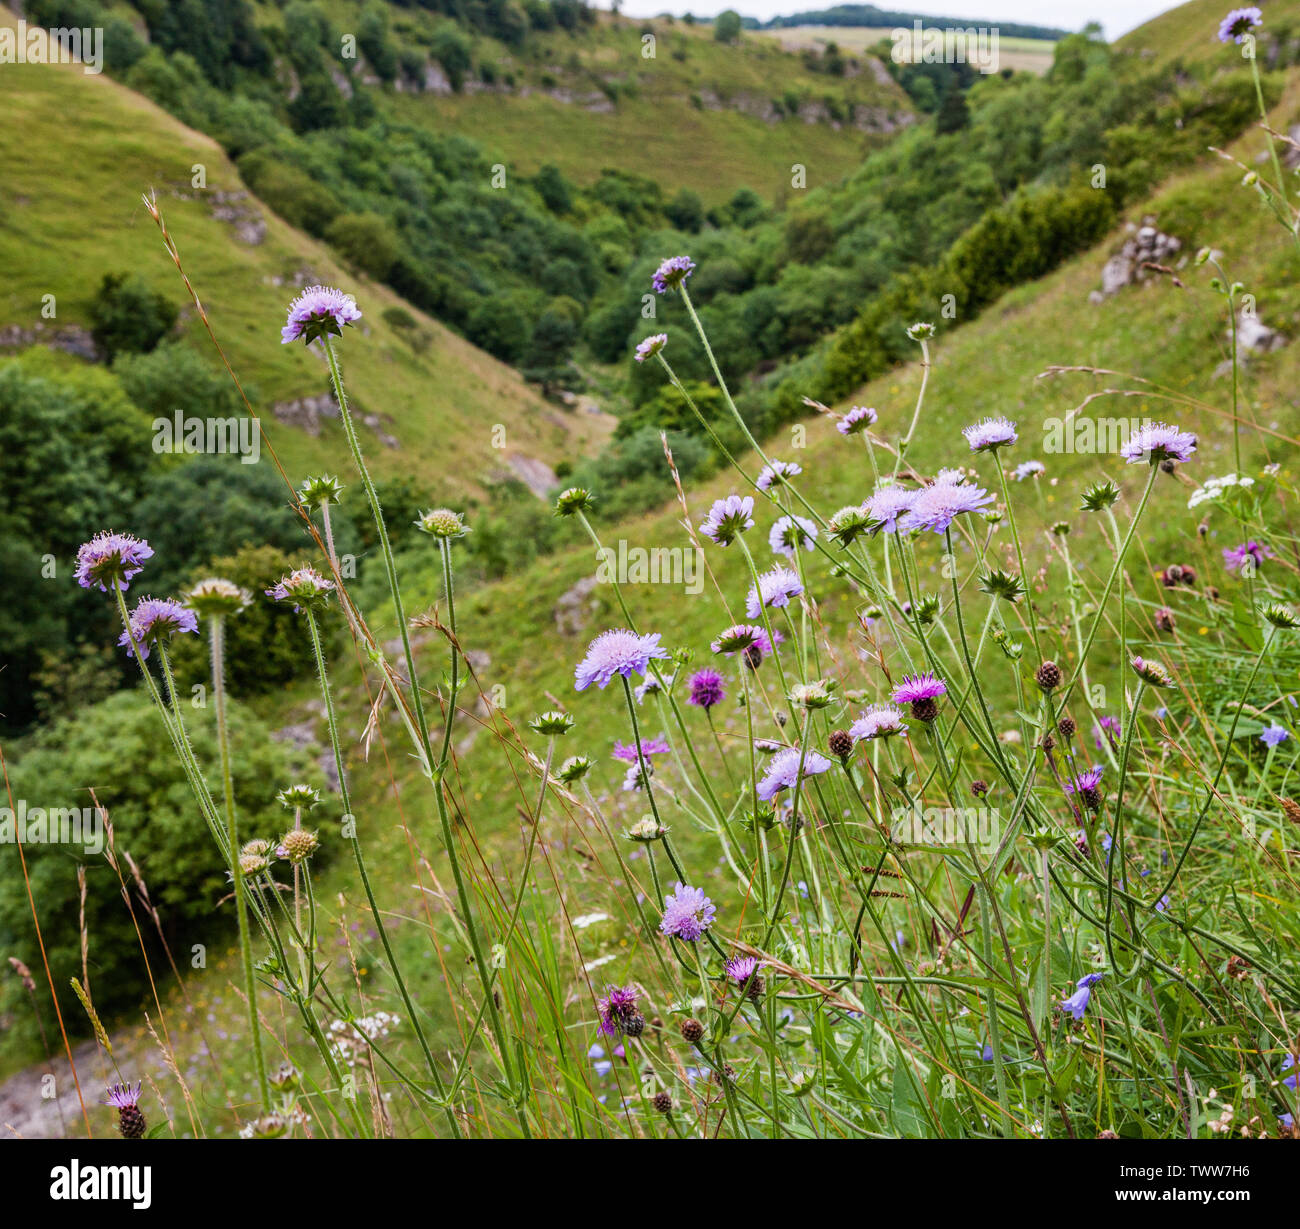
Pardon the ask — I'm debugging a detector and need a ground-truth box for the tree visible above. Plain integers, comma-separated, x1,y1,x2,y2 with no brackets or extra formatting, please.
89,273,178,361
713,10,742,43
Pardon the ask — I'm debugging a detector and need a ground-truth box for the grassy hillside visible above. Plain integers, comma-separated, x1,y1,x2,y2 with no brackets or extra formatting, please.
8,19,1297,1124
0,7,612,500
317,6,915,203
754,26,1056,75
1119,0,1300,65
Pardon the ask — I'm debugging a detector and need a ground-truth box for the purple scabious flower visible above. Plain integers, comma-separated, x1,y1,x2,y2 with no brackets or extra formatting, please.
699,494,754,546
688,668,726,710
574,629,669,691
850,703,908,742
711,623,777,657
1013,460,1045,481
899,480,995,534
612,736,671,762
755,459,802,492
118,596,199,660
756,745,834,801
1223,540,1274,573
651,256,695,294
659,882,716,941
768,514,818,559
596,984,639,1037
745,566,804,618
1218,6,1262,42
864,484,917,533
1261,723,1289,747
1120,421,1197,466
622,761,651,792
266,566,336,614
837,405,878,436
1060,972,1104,1021
75,532,154,593
725,955,763,987
962,416,1018,453
634,333,667,362
892,673,947,705
281,285,361,345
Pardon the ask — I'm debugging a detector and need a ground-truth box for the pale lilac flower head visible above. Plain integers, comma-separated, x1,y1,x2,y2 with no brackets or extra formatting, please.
103,1080,142,1109
596,985,639,1037
75,532,153,593
1223,540,1273,573
837,405,878,436
756,745,834,801
1260,723,1289,748
659,882,715,941
266,566,336,613
899,480,995,534
634,333,668,362
962,416,1018,453
1061,972,1103,1020
863,484,917,534
756,459,802,492
699,494,754,546
711,623,777,658
1120,421,1197,466
574,629,669,691
725,955,763,987
612,736,671,762
688,668,726,710
652,256,695,294
118,596,199,660
892,672,948,705
1218,6,1262,42
622,761,651,792
850,703,909,742
1013,460,1045,481
281,285,361,345
746,566,804,618
768,514,818,559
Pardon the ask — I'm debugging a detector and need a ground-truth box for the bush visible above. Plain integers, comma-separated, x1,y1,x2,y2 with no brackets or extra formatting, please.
88,273,178,362
325,211,402,279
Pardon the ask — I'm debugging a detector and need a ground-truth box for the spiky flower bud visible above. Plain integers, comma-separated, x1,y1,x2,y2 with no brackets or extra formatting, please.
652,1090,673,1114
554,487,596,517
978,567,1026,604
1130,655,1174,688
827,504,873,548
623,1013,646,1039
186,577,252,619
239,852,270,876
528,710,575,736
626,815,667,842
828,729,853,760
906,321,935,341
298,474,345,508
1262,602,1300,630
415,508,470,539
556,754,594,784
1057,715,1077,740
277,784,322,811
1081,480,1120,512
278,828,320,863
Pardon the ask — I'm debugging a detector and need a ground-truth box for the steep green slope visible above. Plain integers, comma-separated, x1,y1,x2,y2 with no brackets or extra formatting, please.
1119,0,1300,65
0,8,611,500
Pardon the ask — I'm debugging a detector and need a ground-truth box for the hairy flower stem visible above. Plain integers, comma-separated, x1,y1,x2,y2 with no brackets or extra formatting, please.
320,337,519,1128
1104,681,1146,975
897,335,931,471
994,463,1042,664
206,615,270,1111
303,609,462,1136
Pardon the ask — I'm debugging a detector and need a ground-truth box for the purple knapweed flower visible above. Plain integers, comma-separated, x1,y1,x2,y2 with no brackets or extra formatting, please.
850,703,908,742
1218,6,1262,42
899,480,995,534
1261,724,1289,747
612,736,671,762
117,596,199,660
699,494,754,546
75,532,153,593
622,761,651,792
281,285,361,345
768,514,818,559
659,882,715,941
962,416,1018,453
837,405,878,436
596,984,639,1037
1060,972,1104,1021
104,1080,142,1109
1223,540,1274,573
1065,767,1105,796
634,333,667,362
892,673,947,705
756,746,834,801
725,955,763,988
103,1080,146,1139
863,484,917,533
755,459,802,492
1120,421,1197,466
574,629,669,691
746,566,804,618
651,256,695,294
688,668,726,710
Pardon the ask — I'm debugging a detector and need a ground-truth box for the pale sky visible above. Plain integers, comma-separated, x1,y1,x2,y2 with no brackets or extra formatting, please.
595,0,1179,40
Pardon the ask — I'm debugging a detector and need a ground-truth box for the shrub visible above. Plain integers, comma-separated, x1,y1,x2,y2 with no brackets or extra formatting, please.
88,273,178,362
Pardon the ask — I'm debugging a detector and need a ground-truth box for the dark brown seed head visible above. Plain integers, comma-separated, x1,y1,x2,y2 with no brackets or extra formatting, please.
1180,565,1197,586
1057,715,1076,739
970,779,988,798
118,1105,146,1140
623,1013,645,1039
1041,732,1056,753
652,1091,673,1114
1161,565,1183,588
743,644,763,670
828,729,853,760
680,1017,704,1044
910,696,938,723
1081,786,1103,812
1035,660,1062,691
1154,607,1175,632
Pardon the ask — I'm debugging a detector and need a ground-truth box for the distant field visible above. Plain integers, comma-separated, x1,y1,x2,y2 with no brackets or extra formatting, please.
755,25,1057,75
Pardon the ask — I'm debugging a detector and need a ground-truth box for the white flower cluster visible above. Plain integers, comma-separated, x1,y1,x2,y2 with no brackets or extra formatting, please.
327,1011,401,1067
1187,472,1254,510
